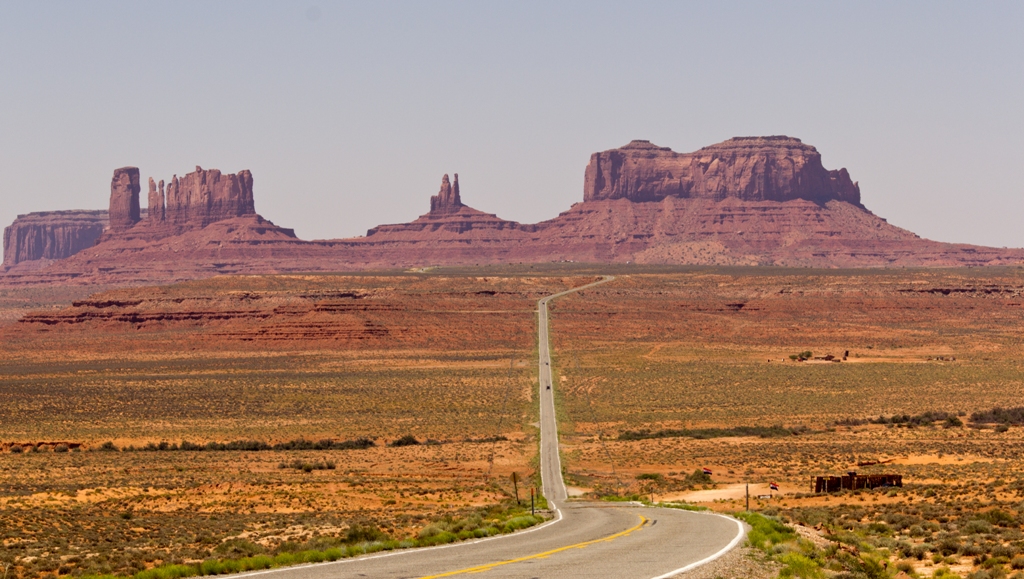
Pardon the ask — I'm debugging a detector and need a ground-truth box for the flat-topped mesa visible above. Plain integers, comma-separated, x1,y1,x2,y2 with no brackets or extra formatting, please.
429,173,463,215
583,136,861,206
108,167,142,232
2,210,108,268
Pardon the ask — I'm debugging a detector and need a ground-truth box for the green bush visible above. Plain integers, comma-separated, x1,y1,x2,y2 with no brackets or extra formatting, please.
778,552,824,579
503,515,543,532
736,512,797,551
241,555,273,571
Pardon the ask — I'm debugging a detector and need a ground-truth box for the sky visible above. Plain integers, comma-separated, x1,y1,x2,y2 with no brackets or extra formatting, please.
1,1,1022,246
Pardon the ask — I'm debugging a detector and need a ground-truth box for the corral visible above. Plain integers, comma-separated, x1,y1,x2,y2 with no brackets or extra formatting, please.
814,472,903,493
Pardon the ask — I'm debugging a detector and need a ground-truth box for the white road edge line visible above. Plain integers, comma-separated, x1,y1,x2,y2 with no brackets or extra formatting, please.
648,512,746,579
227,506,565,579
225,276,631,579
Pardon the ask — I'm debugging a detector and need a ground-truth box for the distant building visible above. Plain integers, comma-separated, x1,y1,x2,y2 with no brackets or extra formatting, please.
814,472,902,493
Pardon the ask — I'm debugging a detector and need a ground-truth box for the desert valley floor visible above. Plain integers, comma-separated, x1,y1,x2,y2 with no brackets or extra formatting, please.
4,265,1024,578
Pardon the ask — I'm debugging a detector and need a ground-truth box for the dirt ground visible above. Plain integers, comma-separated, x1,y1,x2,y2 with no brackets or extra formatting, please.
5,266,1024,579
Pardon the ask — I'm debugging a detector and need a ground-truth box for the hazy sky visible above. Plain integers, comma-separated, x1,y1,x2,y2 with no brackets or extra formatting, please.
2,1,1022,246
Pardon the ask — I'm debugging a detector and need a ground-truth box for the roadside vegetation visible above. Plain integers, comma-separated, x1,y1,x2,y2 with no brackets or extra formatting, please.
72,502,547,579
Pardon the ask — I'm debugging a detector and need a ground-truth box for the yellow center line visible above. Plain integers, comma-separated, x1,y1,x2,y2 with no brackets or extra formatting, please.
416,515,648,578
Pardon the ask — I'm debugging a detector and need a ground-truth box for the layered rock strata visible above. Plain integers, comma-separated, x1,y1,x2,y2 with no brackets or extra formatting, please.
108,167,141,233
429,173,462,214
583,137,861,205
162,166,255,227
104,166,265,241
4,135,1024,285
2,210,108,268
367,173,530,236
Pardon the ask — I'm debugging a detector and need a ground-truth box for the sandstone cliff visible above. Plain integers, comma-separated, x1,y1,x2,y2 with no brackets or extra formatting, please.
429,173,462,214
103,166,260,241
108,167,141,233
162,166,255,227
4,136,1022,285
2,210,108,269
583,137,861,205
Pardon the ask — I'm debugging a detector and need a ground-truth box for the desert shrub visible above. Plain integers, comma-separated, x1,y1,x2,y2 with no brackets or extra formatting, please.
198,559,223,575
981,509,1016,527
278,460,335,472
965,519,995,535
10,444,23,453
418,531,457,546
895,560,916,574
962,542,988,557
213,539,263,559
777,552,824,579
389,435,420,447
971,406,1024,425
345,524,387,544
54,444,69,453
417,525,444,539
619,425,808,441
911,543,932,560
98,441,118,452
503,515,543,532
636,473,663,481
737,512,796,551
937,537,961,555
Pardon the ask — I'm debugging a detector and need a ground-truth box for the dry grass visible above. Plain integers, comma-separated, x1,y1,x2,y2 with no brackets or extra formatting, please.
548,268,1024,578
0,273,591,579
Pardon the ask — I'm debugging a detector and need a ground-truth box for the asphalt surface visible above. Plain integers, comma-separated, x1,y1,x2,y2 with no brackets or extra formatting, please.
236,276,745,579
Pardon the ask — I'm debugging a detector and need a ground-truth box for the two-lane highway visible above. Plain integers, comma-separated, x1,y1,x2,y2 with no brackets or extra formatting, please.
232,276,745,578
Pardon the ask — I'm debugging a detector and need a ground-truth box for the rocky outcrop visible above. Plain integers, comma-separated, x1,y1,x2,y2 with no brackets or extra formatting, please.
147,178,165,222
161,166,255,227
368,173,528,236
108,167,141,232
2,210,108,268
106,166,257,240
429,173,462,214
583,136,861,206
4,136,1023,285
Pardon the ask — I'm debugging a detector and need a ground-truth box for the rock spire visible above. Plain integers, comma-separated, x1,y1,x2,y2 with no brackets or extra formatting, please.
429,173,463,215
108,167,141,232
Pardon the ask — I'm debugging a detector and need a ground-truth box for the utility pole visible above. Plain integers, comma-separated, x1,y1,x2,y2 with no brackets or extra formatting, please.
531,487,535,516
746,483,749,512
511,472,520,505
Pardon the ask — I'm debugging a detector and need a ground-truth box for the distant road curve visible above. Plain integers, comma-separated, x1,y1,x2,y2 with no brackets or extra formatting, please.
231,275,745,579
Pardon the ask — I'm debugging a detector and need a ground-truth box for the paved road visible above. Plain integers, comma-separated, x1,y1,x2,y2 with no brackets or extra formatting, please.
237,276,744,579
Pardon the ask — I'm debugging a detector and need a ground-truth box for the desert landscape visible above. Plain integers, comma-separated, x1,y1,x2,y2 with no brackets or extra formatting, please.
3,5,1022,577
0,273,587,578
3,266,1024,578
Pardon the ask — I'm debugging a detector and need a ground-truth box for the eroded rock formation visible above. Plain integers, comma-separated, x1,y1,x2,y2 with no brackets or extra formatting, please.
147,178,165,223
368,173,527,236
108,167,141,232
583,137,861,205
4,136,1023,285
2,210,108,268
161,166,255,227
429,173,463,215
106,166,259,241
